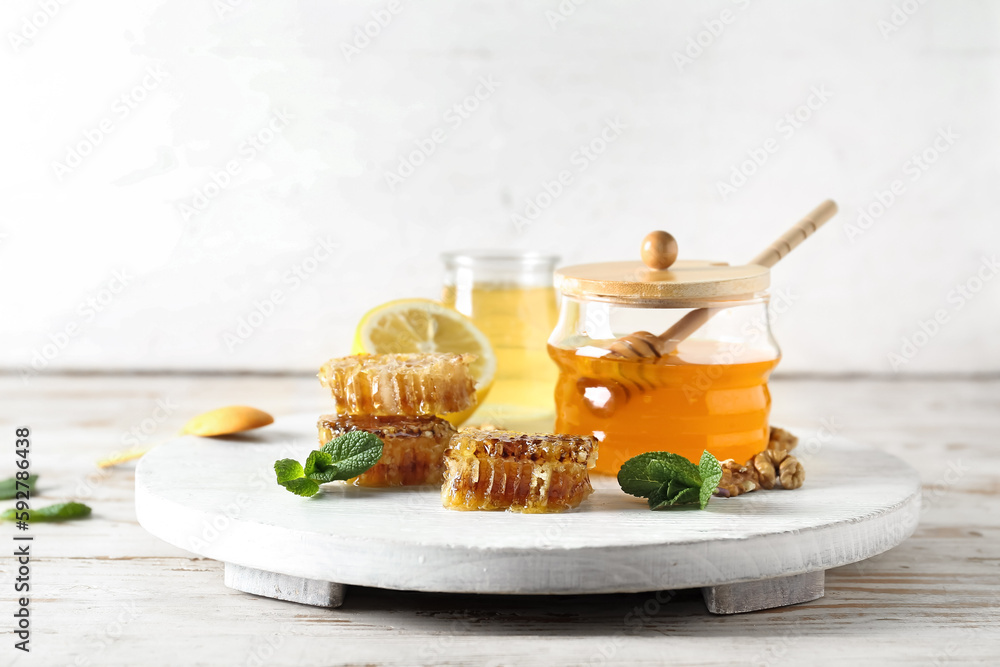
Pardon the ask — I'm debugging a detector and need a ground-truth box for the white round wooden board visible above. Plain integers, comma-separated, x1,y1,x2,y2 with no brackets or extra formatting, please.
135,414,921,595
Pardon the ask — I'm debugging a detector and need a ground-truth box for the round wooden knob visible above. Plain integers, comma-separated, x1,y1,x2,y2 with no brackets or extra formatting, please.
641,231,678,270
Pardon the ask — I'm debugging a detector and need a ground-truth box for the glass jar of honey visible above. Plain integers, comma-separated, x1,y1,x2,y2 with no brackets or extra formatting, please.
548,239,780,476
441,251,560,431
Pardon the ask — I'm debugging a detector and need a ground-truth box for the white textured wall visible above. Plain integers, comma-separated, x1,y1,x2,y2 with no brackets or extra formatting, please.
2,0,998,376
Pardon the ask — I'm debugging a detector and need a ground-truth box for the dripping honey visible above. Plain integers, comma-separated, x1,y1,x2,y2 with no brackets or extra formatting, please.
549,340,779,475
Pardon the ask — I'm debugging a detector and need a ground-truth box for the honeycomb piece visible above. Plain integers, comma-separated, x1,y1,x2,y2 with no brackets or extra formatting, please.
318,353,477,416
441,429,598,513
318,414,456,487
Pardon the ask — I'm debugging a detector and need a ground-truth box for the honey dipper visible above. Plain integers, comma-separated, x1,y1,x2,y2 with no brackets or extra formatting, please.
607,199,839,360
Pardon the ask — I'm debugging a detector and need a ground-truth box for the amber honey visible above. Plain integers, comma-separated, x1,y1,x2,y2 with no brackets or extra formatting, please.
549,340,778,475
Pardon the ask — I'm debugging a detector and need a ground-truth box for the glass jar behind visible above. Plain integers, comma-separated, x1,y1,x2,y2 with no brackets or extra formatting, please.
441,251,559,430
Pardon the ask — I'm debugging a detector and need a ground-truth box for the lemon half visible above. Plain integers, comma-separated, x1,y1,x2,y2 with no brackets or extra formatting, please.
351,299,496,426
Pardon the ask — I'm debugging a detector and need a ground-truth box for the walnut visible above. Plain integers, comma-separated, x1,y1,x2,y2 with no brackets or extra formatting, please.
714,427,805,498
716,459,759,497
767,426,799,463
752,451,777,490
779,455,805,489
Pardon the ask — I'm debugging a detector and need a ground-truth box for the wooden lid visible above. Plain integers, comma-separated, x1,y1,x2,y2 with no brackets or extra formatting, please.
555,260,770,305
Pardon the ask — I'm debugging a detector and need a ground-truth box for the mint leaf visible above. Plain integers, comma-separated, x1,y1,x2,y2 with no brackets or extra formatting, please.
274,459,304,484
281,477,320,497
617,453,667,497
647,484,670,509
650,484,699,510
304,450,339,482
649,455,702,488
617,452,701,498
619,450,723,511
275,458,321,497
274,431,384,498
674,487,700,506
698,450,723,509
1,501,91,522
321,431,383,480
0,475,37,500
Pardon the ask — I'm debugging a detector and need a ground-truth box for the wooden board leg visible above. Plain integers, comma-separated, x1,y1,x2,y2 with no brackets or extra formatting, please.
224,563,345,608
702,571,824,615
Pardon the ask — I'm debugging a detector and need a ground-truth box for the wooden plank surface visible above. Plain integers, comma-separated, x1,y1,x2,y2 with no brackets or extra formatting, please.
2,375,999,666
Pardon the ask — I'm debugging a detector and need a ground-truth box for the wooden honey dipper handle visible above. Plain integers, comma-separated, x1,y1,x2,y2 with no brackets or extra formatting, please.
748,199,838,269
609,200,838,360
657,199,838,355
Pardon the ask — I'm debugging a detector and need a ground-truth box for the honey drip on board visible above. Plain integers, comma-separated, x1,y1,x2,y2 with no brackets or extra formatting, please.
549,340,778,476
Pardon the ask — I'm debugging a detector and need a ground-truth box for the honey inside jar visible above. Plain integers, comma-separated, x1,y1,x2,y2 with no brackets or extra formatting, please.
547,255,781,476
549,339,778,475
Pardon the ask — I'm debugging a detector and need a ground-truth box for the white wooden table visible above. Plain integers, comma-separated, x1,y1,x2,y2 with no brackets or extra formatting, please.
3,375,999,666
